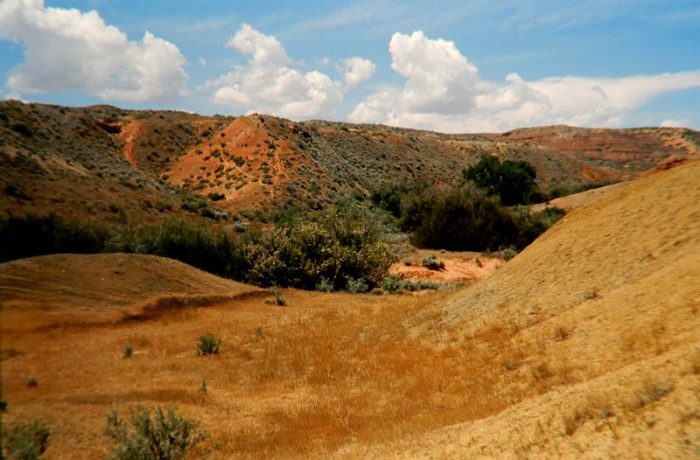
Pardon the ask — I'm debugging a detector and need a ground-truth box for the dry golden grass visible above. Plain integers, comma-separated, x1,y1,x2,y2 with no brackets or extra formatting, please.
2,162,699,458
2,282,553,458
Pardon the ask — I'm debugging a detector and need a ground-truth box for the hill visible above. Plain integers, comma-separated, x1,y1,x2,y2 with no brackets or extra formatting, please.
1,162,697,458
0,253,261,335
336,160,700,458
2,100,698,224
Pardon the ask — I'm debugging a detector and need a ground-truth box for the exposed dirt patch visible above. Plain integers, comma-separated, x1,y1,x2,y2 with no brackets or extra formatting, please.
390,252,502,282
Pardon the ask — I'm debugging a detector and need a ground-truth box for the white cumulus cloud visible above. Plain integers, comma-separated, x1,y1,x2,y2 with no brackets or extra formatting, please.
207,24,374,119
350,30,700,132
337,57,375,88
659,118,693,128
0,0,189,102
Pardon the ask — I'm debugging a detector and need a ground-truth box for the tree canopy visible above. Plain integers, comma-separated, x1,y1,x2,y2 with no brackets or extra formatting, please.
462,154,540,205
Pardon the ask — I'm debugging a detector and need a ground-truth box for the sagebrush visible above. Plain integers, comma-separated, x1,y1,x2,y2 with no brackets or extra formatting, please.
2,420,49,460
105,406,205,460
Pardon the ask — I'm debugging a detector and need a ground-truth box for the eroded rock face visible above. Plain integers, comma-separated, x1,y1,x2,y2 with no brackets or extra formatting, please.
497,125,700,165
2,100,697,223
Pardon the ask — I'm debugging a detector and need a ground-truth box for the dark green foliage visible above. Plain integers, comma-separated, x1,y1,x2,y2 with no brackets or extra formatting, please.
0,209,393,292
123,345,134,358
381,275,439,293
206,192,225,201
401,185,565,252
370,181,429,220
242,207,395,290
421,255,445,270
506,206,566,248
345,277,369,293
462,154,541,205
132,218,242,279
0,214,109,262
197,334,221,355
2,420,49,459
105,406,205,460
407,185,521,251
381,275,403,292
10,122,32,137
3,184,30,200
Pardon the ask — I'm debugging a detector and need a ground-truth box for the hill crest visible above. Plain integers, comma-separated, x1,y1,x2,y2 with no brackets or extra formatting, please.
1,100,698,223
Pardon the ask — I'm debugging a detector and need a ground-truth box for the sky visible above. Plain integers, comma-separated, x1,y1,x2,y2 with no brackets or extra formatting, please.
0,0,698,133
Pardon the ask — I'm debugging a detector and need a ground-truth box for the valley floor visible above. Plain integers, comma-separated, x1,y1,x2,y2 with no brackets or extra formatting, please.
2,162,699,458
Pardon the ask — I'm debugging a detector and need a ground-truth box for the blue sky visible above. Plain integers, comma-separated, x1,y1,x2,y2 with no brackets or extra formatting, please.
0,0,698,132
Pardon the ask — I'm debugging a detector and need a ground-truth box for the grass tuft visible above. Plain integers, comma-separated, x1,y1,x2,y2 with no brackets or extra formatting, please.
197,334,221,356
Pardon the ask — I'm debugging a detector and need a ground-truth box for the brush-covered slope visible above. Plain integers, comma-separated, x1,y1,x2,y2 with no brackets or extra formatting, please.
2,100,698,223
0,101,221,224
337,161,700,458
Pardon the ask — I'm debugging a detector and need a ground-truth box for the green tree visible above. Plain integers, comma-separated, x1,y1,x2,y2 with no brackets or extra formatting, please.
462,154,539,205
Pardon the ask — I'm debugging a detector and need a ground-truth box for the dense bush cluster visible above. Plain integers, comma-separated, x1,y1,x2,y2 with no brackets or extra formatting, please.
125,219,241,279
0,209,394,292
372,175,565,252
462,154,544,205
406,185,525,250
242,208,394,290
0,213,109,262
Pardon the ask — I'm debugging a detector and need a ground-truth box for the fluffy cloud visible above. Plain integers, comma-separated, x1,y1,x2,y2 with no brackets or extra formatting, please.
659,118,693,128
208,24,374,119
0,0,188,102
226,23,289,66
337,57,375,88
350,30,700,132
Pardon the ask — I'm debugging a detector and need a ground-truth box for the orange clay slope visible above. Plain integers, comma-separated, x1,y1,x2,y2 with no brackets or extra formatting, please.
335,160,700,458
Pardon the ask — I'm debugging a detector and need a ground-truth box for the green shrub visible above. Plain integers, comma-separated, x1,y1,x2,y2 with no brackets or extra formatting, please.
497,246,518,261
197,334,221,356
421,255,445,270
3,420,49,460
370,181,430,219
123,345,134,358
131,218,243,279
181,197,227,220
207,192,225,201
381,275,403,292
381,275,440,293
408,280,440,291
10,122,33,137
411,185,518,251
266,287,287,306
242,207,394,290
462,154,542,205
315,277,334,292
0,209,393,293
345,276,369,293
105,406,205,460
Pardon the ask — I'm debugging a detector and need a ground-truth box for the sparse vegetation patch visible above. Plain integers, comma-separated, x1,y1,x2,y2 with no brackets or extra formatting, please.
198,333,221,356
2,420,50,460
105,406,205,460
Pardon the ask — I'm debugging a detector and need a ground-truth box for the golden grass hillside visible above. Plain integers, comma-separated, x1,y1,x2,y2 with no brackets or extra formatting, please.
336,161,700,458
1,162,698,459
